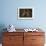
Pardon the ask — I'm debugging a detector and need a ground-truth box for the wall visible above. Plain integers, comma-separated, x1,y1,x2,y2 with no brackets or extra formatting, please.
0,0,46,30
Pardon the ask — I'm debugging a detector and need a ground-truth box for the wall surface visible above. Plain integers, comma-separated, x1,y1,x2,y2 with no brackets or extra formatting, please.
0,0,46,30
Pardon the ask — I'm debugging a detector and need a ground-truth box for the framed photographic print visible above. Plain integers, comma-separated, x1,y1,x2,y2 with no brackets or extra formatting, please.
17,7,34,19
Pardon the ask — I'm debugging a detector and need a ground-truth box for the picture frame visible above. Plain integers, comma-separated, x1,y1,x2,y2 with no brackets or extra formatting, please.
17,7,34,19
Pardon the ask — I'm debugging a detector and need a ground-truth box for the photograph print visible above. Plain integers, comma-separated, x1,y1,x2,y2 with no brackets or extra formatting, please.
18,7,34,19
